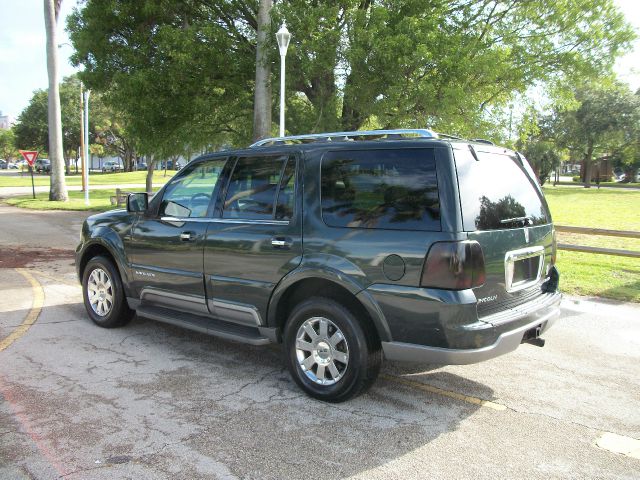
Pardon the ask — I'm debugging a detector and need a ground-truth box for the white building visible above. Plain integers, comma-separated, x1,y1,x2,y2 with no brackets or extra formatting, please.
0,111,14,130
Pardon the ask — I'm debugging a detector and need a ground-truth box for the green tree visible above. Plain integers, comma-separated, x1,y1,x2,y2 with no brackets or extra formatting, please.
0,128,19,161
68,0,635,155
551,82,640,187
14,76,84,174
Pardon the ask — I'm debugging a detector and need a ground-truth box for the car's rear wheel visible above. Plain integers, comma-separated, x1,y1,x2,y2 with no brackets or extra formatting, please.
82,256,134,328
283,297,381,402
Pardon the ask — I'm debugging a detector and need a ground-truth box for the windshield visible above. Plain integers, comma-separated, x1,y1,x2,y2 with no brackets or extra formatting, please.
454,146,551,231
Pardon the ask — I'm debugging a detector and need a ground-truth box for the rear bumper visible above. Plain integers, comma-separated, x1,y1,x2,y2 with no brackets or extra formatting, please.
381,291,561,364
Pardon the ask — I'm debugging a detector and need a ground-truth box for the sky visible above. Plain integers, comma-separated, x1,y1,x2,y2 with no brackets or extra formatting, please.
1,0,639,121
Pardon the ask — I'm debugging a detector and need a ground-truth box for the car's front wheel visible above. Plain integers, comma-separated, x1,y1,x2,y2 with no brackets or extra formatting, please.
82,256,134,328
283,297,382,402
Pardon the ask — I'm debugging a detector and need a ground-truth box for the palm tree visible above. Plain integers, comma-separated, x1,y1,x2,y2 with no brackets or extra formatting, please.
252,0,272,141
44,0,68,201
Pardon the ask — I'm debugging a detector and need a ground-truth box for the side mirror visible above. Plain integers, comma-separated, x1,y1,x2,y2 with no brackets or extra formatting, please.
127,192,148,213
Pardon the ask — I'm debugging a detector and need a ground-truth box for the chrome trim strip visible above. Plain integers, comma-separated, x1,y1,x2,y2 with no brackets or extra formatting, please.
160,216,289,226
504,246,545,293
209,218,290,226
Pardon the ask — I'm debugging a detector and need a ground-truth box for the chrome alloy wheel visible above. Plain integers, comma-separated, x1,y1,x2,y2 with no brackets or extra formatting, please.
295,317,349,386
87,268,114,317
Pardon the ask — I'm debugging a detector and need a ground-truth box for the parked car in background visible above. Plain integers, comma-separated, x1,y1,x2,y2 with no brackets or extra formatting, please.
34,159,51,173
0,159,7,169
76,129,561,402
159,160,182,170
135,161,148,171
102,161,122,173
7,162,19,169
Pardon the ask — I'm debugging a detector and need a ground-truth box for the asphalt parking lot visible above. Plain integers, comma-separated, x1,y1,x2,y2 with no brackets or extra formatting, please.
0,203,639,479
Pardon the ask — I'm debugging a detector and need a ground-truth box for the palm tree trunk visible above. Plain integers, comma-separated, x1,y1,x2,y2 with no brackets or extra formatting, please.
44,0,68,201
252,0,272,141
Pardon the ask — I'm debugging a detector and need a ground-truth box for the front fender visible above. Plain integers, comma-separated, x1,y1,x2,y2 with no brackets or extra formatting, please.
78,226,132,294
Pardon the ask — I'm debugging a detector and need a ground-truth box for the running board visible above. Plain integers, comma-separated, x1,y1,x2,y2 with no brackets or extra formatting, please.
135,304,272,346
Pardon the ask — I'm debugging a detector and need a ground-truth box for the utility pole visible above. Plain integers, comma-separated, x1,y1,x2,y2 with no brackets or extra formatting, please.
80,82,86,192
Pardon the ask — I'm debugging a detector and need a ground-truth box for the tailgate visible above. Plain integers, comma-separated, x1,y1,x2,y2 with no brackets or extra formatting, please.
469,224,554,318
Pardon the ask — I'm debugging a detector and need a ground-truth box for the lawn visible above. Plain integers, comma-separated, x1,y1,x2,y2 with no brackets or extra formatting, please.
4,188,149,212
0,170,172,188
543,185,640,302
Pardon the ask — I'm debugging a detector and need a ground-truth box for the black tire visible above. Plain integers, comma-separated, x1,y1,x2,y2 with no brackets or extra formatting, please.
82,255,134,328
283,297,382,402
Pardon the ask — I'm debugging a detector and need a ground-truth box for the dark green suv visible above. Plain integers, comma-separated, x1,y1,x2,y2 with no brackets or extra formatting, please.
76,129,561,402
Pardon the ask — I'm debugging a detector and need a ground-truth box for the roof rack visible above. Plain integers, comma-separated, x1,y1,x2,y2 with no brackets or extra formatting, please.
470,138,495,145
437,133,464,140
250,129,438,148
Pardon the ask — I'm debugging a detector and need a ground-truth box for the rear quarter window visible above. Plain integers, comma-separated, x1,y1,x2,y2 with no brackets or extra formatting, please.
321,148,440,231
454,147,551,231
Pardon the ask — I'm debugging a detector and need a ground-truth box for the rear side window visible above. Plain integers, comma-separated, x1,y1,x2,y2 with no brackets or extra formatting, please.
223,155,295,221
321,149,440,231
454,147,551,231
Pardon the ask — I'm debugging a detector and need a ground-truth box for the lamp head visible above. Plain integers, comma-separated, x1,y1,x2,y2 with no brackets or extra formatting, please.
276,23,291,56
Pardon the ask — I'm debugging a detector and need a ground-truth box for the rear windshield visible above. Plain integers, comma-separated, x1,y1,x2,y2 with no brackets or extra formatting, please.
321,148,440,231
454,147,551,231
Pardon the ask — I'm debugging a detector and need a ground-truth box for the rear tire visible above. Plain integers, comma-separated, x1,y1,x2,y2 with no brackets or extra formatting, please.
82,256,134,328
283,297,382,402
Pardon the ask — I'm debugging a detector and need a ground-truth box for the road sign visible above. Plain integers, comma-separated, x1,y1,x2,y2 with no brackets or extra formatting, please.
19,150,38,166
18,150,38,199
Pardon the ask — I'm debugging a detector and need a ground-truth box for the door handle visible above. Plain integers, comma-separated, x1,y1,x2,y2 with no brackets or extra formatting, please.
180,231,196,241
271,236,292,249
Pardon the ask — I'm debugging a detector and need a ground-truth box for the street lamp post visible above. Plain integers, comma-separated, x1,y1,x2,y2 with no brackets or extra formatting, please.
83,89,90,206
276,23,291,138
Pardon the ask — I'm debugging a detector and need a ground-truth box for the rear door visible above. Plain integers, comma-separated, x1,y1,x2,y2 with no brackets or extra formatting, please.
453,146,555,318
203,153,302,326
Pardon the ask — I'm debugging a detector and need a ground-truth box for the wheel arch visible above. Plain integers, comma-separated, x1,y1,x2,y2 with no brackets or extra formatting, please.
78,231,131,295
268,269,392,343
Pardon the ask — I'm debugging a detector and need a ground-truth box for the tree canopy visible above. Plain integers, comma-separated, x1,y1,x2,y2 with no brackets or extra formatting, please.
13,75,85,164
67,0,635,153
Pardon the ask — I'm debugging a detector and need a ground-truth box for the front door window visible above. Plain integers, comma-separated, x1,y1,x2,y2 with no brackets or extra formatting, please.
160,160,226,218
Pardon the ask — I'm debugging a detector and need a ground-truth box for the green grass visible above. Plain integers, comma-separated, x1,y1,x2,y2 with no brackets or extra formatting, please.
0,170,171,187
543,185,640,302
4,188,148,212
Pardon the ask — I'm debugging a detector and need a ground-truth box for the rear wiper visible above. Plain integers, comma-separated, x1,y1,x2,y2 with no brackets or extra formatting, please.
500,216,532,226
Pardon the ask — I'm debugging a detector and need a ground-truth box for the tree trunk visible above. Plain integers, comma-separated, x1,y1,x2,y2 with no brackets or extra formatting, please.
44,0,68,201
252,0,272,141
583,141,593,188
145,158,155,194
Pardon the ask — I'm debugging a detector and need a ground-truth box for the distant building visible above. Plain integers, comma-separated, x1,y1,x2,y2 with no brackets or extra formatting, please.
0,111,14,130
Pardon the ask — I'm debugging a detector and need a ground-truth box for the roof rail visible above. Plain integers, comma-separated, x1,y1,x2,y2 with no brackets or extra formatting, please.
250,129,438,147
470,138,495,145
437,133,464,140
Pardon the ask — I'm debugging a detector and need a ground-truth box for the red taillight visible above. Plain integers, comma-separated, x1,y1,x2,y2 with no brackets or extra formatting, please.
420,241,486,290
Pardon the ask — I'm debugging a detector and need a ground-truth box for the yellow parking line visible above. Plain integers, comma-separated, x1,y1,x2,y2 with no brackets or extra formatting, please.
382,374,507,411
0,269,44,352
30,269,80,288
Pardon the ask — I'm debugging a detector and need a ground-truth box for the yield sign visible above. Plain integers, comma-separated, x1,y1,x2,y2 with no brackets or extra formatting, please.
19,150,39,166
